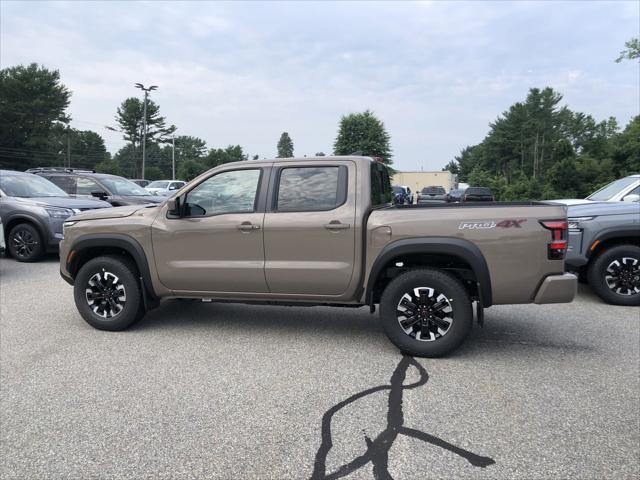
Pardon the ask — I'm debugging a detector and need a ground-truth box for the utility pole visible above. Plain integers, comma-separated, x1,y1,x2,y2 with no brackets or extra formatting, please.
66,126,71,169
134,83,158,180
172,134,176,180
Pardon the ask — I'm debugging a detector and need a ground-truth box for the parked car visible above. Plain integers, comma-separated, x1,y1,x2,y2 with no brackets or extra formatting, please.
462,187,494,202
131,179,151,188
392,185,410,205
563,202,639,306
417,186,447,203
552,174,640,205
401,185,414,204
0,216,5,257
0,170,111,262
145,180,186,197
30,168,164,207
60,156,575,357
445,188,465,203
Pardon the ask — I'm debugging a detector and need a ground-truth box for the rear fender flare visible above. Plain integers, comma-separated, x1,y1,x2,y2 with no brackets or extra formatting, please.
365,237,493,307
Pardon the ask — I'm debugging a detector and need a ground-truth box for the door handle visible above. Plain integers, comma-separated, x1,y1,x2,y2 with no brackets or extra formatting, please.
237,222,260,231
324,221,350,230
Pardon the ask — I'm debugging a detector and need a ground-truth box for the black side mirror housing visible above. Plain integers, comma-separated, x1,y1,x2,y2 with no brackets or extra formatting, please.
91,191,108,199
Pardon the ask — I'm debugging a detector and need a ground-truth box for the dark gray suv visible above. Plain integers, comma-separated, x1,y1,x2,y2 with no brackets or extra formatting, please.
29,168,164,207
0,170,112,262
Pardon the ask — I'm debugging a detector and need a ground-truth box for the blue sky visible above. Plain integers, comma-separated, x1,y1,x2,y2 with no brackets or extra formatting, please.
1,0,638,170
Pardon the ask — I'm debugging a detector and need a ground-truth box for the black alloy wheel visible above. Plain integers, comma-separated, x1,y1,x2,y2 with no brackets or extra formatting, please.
8,223,44,262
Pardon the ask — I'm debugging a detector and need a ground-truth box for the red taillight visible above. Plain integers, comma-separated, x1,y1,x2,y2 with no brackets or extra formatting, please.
540,220,568,260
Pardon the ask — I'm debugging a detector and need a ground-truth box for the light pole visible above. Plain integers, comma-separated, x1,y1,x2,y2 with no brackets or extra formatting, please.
171,134,176,180
134,83,158,179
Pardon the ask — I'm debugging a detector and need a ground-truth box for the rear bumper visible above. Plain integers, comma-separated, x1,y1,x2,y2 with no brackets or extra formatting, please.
533,273,577,304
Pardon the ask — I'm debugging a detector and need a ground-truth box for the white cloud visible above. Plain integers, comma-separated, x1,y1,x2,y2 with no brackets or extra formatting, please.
0,0,638,169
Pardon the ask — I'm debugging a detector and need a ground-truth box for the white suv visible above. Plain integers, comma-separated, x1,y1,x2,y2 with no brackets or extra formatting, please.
553,175,640,205
145,180,186,197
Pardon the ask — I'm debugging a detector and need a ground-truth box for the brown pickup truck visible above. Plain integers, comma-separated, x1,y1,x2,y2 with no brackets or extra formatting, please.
60,156,577,356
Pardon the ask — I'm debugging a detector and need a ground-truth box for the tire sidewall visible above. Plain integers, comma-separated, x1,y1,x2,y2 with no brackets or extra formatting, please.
380,269,473,357
74,255,143,330
8,223,44,262
588,244,640,306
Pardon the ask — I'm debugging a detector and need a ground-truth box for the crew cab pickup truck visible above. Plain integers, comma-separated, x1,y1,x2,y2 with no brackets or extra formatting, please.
60,156,576,357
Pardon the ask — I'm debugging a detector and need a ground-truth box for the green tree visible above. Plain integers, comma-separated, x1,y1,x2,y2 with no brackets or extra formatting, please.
115,97,176,148
441,160,459,174
277,132,294,158
610,116,640,176
178,159,207,181
95,158,124,176
615,37,640,63
333,110,392,167
445,87,627,200
204,145,247,168
47,126,110,170
174,135,207,161
0,63,71,169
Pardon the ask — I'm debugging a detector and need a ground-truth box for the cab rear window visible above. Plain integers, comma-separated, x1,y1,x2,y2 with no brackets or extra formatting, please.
371,162,392,206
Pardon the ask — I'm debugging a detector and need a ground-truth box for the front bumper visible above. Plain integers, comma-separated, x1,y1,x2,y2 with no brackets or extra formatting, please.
533,273,577,304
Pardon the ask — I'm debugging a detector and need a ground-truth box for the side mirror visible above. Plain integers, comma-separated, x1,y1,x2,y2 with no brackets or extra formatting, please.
167,196,183,217
622,194,640,203
91,191,108,199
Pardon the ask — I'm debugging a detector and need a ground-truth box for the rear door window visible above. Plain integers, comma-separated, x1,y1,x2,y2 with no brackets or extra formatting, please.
76,177,102,195
275,166,346,212
46,175,77,195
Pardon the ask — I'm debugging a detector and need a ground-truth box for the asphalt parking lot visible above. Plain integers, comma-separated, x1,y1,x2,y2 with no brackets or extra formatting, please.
1,255,638,480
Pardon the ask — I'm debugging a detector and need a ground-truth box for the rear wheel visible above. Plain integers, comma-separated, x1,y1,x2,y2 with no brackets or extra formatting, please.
587,244,640,306
379,269,473,357
74,255,145,330
8,223,44,262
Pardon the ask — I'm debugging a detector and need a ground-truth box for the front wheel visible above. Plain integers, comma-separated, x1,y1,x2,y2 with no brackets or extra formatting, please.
587,244,640,306
74,255,145,330
8,223,44,262
379,269,473,357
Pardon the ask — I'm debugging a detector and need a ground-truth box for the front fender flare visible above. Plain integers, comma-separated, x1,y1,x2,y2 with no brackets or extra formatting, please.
67,233,157,301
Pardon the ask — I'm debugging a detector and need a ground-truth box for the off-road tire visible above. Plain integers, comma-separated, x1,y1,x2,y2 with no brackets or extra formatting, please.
587,244,640,306
74,255,145,330
380,269,473,357
7,223,44,262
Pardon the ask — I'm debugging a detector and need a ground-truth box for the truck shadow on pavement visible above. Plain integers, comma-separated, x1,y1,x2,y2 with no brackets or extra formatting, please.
310,355,495,479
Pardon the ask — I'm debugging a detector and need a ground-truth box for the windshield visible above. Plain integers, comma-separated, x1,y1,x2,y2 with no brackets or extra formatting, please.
147,181,169,188
392,186,405,194
587,177,638,201
0,174,69,198
100,177,150,196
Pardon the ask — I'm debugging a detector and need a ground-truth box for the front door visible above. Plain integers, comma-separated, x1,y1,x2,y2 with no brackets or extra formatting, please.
263,162,356,295
152,167,268,293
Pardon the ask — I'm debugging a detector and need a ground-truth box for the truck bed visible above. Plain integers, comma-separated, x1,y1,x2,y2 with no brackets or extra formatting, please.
367,201,568,304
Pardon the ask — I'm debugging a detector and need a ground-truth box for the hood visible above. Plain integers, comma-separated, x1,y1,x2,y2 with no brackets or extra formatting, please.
16,196,112,210
115,195,165,205
546,198,593,206
71,204,157,222
567,201,640,218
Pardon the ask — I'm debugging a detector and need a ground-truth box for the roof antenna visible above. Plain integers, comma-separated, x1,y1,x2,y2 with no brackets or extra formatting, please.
350,150,363,156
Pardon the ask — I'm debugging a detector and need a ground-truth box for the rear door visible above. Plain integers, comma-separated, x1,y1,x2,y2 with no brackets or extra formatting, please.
263,161,356,295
